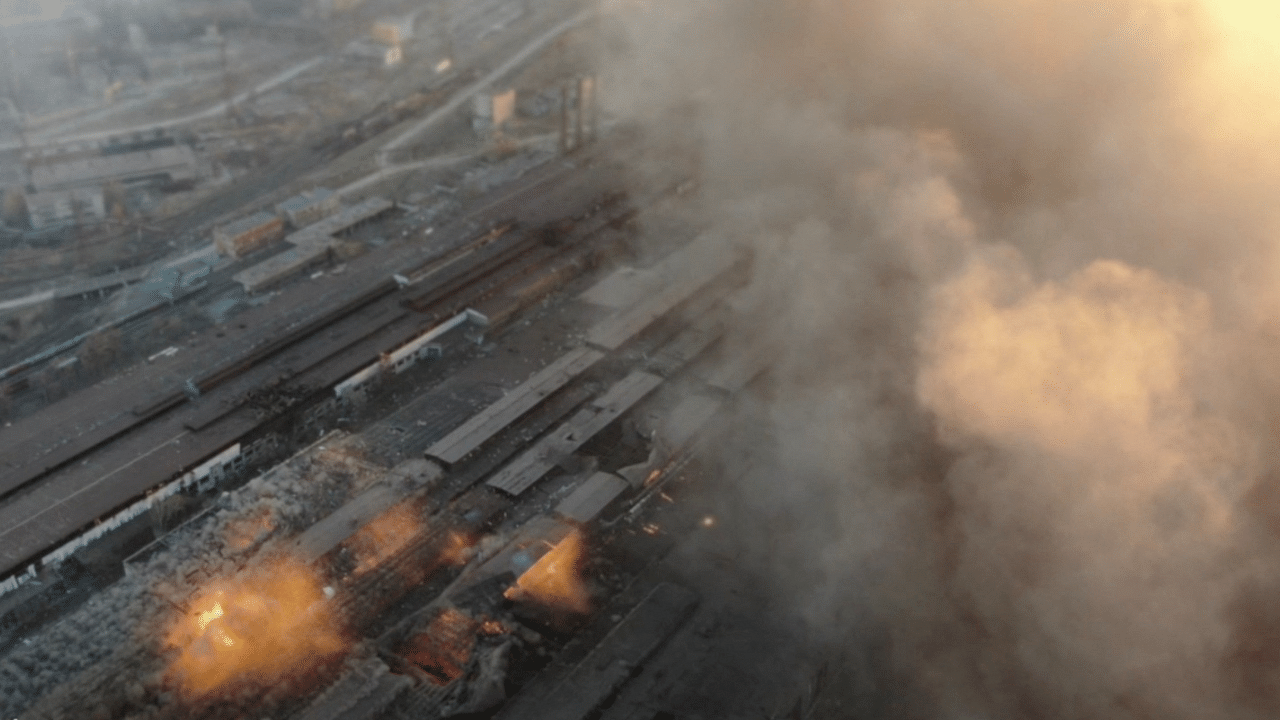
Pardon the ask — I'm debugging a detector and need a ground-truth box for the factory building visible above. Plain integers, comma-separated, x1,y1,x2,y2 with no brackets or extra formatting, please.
23,187,107,230
28,145,199,193
276,187,340,229
233,196,393,291
213,211,285,259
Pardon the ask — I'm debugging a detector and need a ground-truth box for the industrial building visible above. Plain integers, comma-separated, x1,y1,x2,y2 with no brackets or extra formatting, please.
232,234,336,293
232,196,393,291
23,187,107,230
284,195,394,246
276,188,340,229
213,211,286,259
27,145,199,193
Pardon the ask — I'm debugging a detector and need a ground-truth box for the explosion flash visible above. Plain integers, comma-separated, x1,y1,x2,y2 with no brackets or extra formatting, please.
165,557,348,697
504,531,592,615
348,503,423,575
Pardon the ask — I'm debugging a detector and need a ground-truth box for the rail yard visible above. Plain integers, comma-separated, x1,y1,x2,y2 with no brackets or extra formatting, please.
7,2,1279,720
0,2,842,717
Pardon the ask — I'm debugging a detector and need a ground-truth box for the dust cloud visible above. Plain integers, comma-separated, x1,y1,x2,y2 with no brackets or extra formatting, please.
598,0,1280,717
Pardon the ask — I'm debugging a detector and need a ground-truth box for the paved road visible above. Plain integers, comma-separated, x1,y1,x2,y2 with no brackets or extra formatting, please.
378,8,594,162
0,56,326,152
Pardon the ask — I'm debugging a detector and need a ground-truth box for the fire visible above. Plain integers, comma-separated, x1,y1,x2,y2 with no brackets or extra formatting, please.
196,602,224,632
221,510,275,553
348,503,423,575
439,531,475,566
504,531,592,614
165,557,348,697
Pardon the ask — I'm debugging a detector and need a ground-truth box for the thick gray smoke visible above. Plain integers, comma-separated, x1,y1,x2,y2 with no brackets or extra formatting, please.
597,1,1280,718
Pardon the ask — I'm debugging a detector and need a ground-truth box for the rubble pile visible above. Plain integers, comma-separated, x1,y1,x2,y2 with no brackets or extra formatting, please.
0,433,383,719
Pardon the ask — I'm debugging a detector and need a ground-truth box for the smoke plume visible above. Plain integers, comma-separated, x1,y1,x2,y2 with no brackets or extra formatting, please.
598,0,1280,717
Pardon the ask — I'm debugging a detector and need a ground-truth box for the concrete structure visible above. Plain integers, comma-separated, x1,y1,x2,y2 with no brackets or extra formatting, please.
24,187,105,230
213,210,285,259
276,187,339,229
28,145,198,193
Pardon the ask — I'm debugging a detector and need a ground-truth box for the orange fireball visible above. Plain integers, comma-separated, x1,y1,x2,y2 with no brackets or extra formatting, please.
504,531,592,614
165,557,348,697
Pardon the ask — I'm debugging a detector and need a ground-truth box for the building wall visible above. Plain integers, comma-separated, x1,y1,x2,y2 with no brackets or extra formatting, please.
279,193,340,229
214,215,285,259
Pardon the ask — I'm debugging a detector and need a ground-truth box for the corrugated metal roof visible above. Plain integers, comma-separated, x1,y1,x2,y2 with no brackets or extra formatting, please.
486,371,663,496
578,266,657,309
232,235,335,292
291,459,443,563
585,235,736,351
495,583,699,720
425,347,603,465
219,210,279,237
702,338,774,393
554,472,629,523
362,386,500,465
658,394,722,450
286,196,393,246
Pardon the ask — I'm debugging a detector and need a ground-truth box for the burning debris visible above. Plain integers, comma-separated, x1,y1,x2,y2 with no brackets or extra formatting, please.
220,508,277,554
393,607,484,686
504,530,592,616
380,603,524,718
347,503,425,576
165,555,349,699
440,531,479,567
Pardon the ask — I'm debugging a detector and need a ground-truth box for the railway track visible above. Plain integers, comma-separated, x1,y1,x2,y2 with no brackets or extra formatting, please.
9,202,756,720
0,153,694,587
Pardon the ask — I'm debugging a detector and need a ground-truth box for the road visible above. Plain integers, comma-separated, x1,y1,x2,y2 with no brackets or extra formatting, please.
0,56,327,152
378,7,594,163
